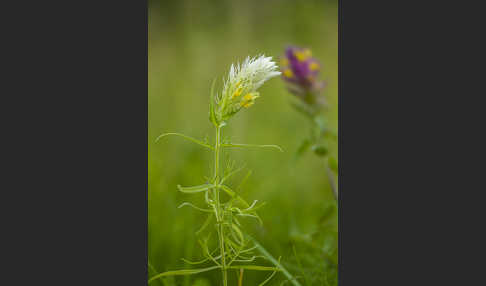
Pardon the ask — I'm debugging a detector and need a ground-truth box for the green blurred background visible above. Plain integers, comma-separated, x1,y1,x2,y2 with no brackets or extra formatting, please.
149,0,338,285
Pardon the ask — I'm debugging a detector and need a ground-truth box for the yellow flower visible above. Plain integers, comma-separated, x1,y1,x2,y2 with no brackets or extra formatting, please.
309,62,319,71
294,48,312,62
283,69,294,78
230,81,244,99
232,87,243,99
240,93,259,108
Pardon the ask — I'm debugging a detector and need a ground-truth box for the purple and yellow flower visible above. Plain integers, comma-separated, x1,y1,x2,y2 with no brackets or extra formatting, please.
281,46,326,104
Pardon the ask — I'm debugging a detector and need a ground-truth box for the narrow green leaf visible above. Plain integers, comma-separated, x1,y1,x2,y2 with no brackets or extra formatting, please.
258,269,278,286
156,133,213,150
219,185,250,208
248,236,302,286
196,214,213,235
209,78,219,127
231,223,244,244
220,185,263,224
246,201,266,212
198,236,221,267
236,213,259,219
178,202,213,212
204,189,213,204
232,256,265,263
148,261,165,286
220,165,245,184
258,257,281,286
148,266,221,283
180,248,217,265
227,265,281,271
236,170,252,192
222,143,283,152
177,184,213,194
239,245,258,254
181,257,210,265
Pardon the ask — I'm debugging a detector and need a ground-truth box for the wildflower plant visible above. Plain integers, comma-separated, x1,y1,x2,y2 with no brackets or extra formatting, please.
281,46,338,198
280,46,338,286
151,55,284,286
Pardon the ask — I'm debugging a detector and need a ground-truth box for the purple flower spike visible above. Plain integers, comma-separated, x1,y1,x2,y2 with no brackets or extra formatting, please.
281,46,326,105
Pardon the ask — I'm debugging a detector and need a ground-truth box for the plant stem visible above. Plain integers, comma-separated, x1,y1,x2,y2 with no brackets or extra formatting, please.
213,125,228,286
214,125,221,182
238,269,244,286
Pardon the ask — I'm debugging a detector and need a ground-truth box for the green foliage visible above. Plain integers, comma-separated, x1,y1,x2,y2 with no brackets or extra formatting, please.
152,68,284,286
149,0,338,285
156,133,213,150
283,34,339,286
284,202,338,286
149,266,222,283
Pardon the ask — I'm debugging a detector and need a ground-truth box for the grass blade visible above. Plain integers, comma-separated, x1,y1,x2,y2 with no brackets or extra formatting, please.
248,236,302,286
148,266,221,284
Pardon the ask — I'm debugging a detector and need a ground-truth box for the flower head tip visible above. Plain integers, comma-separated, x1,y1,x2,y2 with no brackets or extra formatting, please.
280,46,326,105
214,55,280,123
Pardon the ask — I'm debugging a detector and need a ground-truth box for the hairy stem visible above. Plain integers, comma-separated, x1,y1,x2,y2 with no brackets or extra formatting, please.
213,125,228,286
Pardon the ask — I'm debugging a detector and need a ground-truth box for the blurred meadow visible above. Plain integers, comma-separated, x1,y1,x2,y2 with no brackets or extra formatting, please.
149,0,338,285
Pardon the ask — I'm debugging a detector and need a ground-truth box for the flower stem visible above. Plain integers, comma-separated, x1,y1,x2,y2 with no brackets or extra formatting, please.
213,125,228,286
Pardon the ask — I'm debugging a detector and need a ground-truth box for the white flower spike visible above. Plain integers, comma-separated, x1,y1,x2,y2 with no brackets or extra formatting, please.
214,55,280,123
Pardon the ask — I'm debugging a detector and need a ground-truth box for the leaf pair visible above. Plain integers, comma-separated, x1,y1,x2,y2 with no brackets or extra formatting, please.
156,132,284,153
